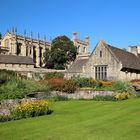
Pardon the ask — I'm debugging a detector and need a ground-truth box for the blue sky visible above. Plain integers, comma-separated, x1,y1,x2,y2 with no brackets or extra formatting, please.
0,0,140,52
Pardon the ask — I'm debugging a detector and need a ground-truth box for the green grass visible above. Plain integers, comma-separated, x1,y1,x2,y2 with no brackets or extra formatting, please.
0,98,140,140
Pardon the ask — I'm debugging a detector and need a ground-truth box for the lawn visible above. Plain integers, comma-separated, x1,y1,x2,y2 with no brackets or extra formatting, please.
0,98,140,140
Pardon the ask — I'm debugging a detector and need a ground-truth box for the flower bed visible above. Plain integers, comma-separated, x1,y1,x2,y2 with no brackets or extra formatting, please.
11,100,52,120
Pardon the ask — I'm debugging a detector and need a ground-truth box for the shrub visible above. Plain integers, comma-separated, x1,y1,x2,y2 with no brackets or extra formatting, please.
114,92,131,100
109,81,135,94
0,115,12,122
71,76,96,88
0,79,49,101
0,70,17,84
47,78,76,93
11,100,52,120
47,78,66,91
44,72,64,80
92,92,132,101
62,80,76,93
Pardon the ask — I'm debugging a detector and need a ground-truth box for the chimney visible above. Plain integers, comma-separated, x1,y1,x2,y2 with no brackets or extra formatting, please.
128,46,138,56
72,32,77,41
137,45,140,54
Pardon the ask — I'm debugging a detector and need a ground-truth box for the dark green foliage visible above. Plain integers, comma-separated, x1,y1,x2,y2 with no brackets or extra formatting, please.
71,76,135,94
110,81,135,94
0,115,12,122
44,35,77,69
71,76,96,88
0,79,49,101
0,70,17,84
43,48,54,69
44,72,64,80
92,95,116,101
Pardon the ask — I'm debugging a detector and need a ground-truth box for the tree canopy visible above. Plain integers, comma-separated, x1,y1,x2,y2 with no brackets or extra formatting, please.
44,35,77,69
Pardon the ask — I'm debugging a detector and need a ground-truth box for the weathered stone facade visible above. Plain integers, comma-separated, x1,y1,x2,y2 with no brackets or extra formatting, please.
66,40,140,80
72,32,90,58
0,28,51,67
0,29,88,71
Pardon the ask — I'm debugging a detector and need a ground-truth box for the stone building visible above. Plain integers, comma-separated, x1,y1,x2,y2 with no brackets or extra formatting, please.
0,55,34,70
66,40,140,80
71,32,89,58
0,28,51,69
0,29,88,71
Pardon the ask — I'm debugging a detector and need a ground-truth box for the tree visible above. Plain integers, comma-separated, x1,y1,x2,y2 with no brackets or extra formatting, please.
44,35,77,69
43,48,54,69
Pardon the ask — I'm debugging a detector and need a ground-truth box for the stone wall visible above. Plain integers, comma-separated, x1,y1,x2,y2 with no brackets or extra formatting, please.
30,90,115,100
0,63,34,70
0,90,115,115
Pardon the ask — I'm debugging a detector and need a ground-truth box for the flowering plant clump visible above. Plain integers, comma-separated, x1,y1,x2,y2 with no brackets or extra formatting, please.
113,92,131,100
11,100,52,120
98,80,114,87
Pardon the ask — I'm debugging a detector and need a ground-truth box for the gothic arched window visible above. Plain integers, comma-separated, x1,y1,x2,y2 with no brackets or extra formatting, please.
5,39,9,48
100,51,102,57
17,43,22,55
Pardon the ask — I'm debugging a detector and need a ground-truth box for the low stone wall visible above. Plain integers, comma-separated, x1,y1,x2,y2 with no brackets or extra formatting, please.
0,90,115,115
31,90,115,100
69,90,114,99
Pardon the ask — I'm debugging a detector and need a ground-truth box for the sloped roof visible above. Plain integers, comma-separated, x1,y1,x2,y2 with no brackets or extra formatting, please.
106,44,140,71
0,55,34,65
67,58,88,73
67,40,140,73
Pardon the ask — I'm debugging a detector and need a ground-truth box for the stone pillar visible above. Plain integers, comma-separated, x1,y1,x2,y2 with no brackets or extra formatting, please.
11,39,17,55
40,47,44,67
21,43,26,56
42,47,46,67
30,45,33,59
35,45,40,67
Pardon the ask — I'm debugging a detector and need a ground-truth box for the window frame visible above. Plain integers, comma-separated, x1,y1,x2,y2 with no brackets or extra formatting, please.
95,65,107,80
